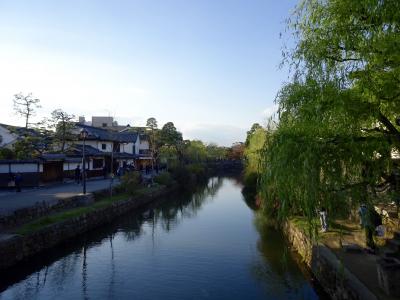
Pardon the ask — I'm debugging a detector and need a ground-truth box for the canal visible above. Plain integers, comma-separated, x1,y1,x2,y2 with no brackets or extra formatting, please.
0,177,327,299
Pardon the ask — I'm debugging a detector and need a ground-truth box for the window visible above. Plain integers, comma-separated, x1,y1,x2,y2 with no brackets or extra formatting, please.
93,159,103,169
102,144,107,150
102,123,107,127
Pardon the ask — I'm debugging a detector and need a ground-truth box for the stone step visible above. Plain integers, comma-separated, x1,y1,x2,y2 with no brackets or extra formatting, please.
387,239,400,252
383,249,400,260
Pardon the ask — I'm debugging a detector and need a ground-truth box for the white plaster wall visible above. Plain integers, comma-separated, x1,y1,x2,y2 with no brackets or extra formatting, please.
10,164,39,173
97,141,113,152
74,141,113,152
63,162,81,171
0,165,10,173
120,143,134,154
139,140,149,150
134,140,140,155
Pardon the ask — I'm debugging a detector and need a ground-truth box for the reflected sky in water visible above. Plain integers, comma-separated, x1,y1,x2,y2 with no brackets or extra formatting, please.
0,177,326,300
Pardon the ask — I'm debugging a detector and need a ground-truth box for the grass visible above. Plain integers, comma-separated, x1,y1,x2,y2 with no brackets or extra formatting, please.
290,216,354,243
15,185,165,236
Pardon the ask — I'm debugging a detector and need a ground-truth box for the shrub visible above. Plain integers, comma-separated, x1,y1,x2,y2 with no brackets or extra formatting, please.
170,163,208,187
120,171,141,195
154,172,174,186
0,148,15,160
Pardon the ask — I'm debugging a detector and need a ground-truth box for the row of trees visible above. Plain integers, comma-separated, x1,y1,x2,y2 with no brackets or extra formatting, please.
1,96,232,163
0,94,76,159
145,117,231,167
246,0,400,223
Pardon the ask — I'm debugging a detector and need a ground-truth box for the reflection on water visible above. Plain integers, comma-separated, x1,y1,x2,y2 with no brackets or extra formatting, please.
0,177,327,300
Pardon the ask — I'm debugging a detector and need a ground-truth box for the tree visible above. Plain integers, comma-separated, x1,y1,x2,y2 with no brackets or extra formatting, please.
183,140,208,163
12,133,52,159
41,109,76,152
227,142,245,160
206,143,227,161
244,127,267,175
159,122,183,160
146,117,159,164
245,123,262,146
13,93,41,129
146,117,158,130
0,148,15,159
259,0,400,223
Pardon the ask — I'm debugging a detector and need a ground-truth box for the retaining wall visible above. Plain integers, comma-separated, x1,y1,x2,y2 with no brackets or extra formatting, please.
0,186,175,271
283,221,378,300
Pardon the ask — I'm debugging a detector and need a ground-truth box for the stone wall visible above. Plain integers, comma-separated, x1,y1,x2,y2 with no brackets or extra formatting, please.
283,221,378,300
0,186,175,271
0,193,96,231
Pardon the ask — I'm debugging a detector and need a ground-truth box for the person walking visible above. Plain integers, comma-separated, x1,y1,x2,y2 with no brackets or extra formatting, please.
319,207,328,232
75,165,81,184
14,173,22,192
358,204,367,227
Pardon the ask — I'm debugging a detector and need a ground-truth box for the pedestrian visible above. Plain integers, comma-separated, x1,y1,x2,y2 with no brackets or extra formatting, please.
358,204,367,228
117,166,122,178
75,165,81,184
14,173,22,192
319,207,328,232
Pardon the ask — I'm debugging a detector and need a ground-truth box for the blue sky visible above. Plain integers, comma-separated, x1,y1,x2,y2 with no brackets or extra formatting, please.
0,0,297,146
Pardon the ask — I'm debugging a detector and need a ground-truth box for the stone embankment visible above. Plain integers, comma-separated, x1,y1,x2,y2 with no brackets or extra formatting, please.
283,221,378,300
0,192,97,231
0,186,176,271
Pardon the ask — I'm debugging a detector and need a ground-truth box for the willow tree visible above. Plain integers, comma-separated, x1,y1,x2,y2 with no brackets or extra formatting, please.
260,0,400,222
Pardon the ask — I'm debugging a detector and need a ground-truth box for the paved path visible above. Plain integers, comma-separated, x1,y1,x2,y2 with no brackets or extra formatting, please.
0,178,120,217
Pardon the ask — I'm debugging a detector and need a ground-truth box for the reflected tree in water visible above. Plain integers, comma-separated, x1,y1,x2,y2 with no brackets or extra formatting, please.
249,211,315,299
153,177,224,232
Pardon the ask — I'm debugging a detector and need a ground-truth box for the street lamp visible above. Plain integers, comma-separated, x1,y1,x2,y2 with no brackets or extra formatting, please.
80,128,89,194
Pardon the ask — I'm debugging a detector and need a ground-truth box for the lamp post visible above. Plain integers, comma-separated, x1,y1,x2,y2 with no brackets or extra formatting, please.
80,128,89,194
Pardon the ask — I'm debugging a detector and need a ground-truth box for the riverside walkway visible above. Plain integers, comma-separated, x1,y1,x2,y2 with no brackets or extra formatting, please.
0,178,119,217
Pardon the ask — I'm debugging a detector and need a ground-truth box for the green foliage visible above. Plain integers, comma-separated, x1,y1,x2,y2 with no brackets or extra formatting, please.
170,163,208,187
41,109,76,152
120,171,141,195
146,117,158,130
0,148,15,159
16,192,130,235
186,163,207,180
258,0,400,224
244,127,267,175
243,126,268,201
159,122,184,161
159,145,178,166
159,122,183,147
183,140,208,163
12,133,52,159
245,123,262,146
206,143,227,160
154,172,174,186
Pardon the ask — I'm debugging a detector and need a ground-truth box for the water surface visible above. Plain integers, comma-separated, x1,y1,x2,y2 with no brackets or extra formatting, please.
0,177,326,300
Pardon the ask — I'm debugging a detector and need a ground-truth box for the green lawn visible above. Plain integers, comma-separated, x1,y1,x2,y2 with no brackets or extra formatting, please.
16,185,165,236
